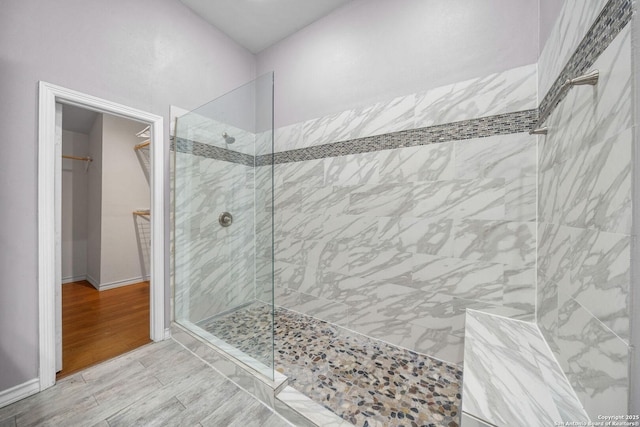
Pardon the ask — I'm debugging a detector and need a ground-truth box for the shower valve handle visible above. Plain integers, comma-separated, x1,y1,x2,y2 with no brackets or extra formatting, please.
219,212,233,227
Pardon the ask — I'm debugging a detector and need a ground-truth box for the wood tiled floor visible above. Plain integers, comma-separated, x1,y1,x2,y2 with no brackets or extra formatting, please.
0,339,292,427
58,280,152,379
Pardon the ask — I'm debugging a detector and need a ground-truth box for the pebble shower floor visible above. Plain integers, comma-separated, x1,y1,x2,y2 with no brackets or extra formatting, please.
200,303,462,427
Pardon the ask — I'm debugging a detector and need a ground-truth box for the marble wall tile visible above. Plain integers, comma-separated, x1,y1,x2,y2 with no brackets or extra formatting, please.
556,299,629,419
538,222,580,286
503,267,535,315
353,217,396,252
174,152,262,323
537,221,631,342
411,254,504,303
454,219,536,268
556,129,632,235
415,64,537,128
268,135,537,359
537,161,562,224
301,94,415,148
274,237,305,265
540,26,632,172
349,311,464,364
298,185,350,215
358,94,417,136
271,261,305,290
272,183,302,213
536,263,562,330
324,151,379,186
301,109,367,148
404,296,486,338
274,123,303,153
377,143,455,184
455,133,536,180
395,217,455,257
538,0,608,96
334,281,420,315
254,130,273,157
569,229,630,340
276,287,350,327
505,175,536,222
279,158,325,187
347,183,414,216
413,178,505,221
299,239,351,276
348,249,413,286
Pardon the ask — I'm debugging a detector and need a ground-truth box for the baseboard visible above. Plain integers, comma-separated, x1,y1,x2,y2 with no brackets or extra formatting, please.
62,275,87,284
164,328,171,340
0,378,39,409
86,274,99,289
99,276,149,291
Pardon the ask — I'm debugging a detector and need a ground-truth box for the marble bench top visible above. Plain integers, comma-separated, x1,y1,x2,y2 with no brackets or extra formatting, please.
462,309,589,427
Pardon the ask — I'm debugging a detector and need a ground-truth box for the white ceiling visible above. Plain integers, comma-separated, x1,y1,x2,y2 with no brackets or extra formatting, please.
180,0,353,53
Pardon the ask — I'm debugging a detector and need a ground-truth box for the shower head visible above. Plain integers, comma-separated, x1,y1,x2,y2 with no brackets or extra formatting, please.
222,132,235,144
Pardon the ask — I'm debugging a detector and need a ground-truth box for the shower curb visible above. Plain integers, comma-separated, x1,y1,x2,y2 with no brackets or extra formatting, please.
170,323,352,426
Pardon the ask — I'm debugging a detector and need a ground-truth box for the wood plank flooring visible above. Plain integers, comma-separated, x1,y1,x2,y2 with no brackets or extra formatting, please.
0,340,292,427
57,280,152,380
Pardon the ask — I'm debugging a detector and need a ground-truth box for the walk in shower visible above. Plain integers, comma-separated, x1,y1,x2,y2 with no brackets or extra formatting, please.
173,72,275,380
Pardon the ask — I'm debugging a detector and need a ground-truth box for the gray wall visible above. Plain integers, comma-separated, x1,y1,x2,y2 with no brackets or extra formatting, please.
538,0,565,55
0,0,255,392
87,116,103,285
257,0,539,128
99,115,150,288
61,130,90,282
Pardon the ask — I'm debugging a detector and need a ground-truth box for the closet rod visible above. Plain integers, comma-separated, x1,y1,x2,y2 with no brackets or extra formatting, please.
133,211,150,216
62,155,92,162
134,140,150,151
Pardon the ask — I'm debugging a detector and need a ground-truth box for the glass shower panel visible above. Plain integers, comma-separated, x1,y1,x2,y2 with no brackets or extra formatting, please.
173,73,274,379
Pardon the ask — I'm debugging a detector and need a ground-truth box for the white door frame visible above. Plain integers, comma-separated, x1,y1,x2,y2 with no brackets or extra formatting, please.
38,81,166,391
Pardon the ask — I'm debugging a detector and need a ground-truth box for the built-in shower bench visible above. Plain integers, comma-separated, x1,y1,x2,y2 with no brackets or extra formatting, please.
461,310,588,427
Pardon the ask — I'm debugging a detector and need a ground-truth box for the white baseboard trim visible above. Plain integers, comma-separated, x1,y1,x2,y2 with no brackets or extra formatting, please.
0,378,39,409
164,328,171,340
86,274,99,289
62,275,87,284
99,276,150,291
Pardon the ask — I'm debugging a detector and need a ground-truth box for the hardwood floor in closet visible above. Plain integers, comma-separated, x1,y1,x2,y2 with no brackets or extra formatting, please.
56,280,151,380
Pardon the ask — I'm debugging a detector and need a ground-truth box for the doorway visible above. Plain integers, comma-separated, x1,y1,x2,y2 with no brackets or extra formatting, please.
56,105,153,378
38,82,165,391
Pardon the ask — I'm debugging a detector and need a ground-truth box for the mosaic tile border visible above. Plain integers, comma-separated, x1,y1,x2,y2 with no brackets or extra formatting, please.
173,137,255,167
173,110,537,167
538,0,632,124
256,109,538,166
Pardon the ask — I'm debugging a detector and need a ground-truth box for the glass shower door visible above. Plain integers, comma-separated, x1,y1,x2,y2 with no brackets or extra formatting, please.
173,73,274,379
